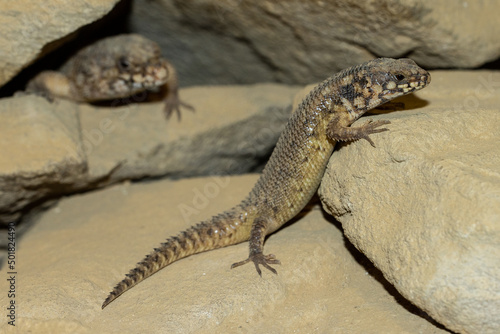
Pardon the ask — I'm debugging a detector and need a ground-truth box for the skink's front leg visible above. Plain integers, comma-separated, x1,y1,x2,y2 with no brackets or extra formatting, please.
163,61,194,120
326,113,391,147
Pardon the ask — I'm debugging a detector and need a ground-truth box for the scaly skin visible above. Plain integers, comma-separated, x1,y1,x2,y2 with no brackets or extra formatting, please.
26,34,192,119
102,58,430,309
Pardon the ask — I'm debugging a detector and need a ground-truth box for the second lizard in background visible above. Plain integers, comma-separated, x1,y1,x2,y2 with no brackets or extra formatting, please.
26,34,192,120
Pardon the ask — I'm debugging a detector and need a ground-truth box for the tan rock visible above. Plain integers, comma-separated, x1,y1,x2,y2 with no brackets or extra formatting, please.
0,0,119,86
318,70,500,334
0,84,297,223
0,175,448,333
0,97,86,223
131,0,500,85
79,84,297,182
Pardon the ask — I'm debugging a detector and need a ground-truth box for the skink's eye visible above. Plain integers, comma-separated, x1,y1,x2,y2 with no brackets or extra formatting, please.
118,57,130,70
395,73,406,81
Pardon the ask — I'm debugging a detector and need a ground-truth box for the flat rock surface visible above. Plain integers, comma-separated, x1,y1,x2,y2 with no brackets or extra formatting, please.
0,175,447,334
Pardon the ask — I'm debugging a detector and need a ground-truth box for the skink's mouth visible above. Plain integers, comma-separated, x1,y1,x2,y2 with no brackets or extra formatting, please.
415,72,431,87
398,73,431,93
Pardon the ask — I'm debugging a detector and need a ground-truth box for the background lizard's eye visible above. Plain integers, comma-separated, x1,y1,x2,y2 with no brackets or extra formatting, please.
395,73,406,81
118,57,130,70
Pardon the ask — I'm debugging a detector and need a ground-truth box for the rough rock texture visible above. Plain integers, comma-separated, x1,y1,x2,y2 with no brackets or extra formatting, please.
0,175,448,333
0,84,297,223
0,98,86,223
318,71,500,334
2,1,499,90
0,0,119,86
130,0,500,86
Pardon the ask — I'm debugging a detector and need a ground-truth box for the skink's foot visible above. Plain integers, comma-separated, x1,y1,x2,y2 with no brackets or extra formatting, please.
231,253,281,276
164,95,194,121
357,119,391,147
327,118,391,148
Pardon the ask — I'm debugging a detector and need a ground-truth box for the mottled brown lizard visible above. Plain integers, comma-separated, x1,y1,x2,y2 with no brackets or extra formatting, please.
26,34,191,119
102,58,430,309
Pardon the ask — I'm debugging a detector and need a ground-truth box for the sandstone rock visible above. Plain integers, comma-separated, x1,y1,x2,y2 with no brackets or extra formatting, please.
130,0,500,86
0,84,297,223
3,1,499,90
0,175,448,333
78,84,297,182
0,0,119,86
318,70,500,334
0,97,86,223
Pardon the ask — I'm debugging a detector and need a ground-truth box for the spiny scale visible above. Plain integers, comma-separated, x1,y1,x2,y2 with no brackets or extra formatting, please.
102,58,430,309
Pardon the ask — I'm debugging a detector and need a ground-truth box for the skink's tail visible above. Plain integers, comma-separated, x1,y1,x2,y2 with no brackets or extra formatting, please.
102,205,254,309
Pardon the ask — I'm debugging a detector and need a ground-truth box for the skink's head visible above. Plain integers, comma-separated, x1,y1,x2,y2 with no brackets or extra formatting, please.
72,34,169,101
357,58,431,109
110,34,170,93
